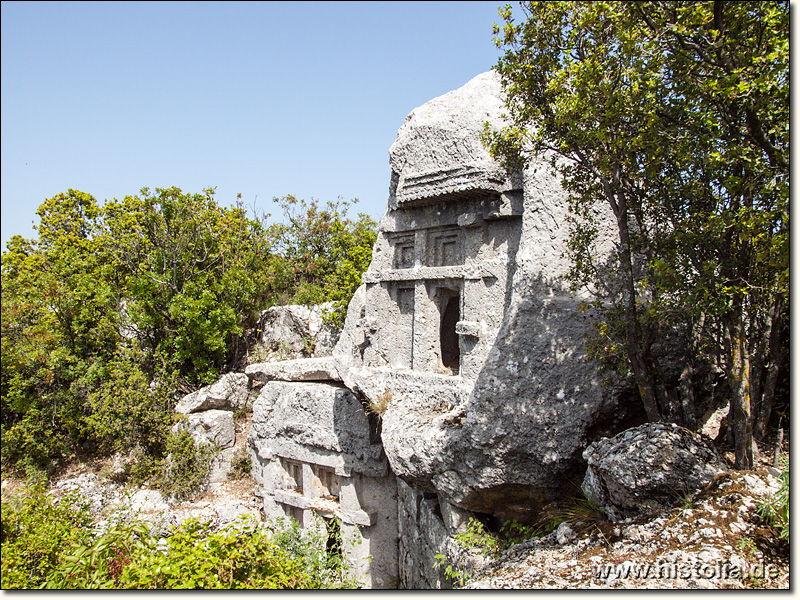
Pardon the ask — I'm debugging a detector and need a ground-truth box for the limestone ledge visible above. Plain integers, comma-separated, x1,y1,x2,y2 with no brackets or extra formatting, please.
245,357,341,383
267,488,374,527
362,264,504,284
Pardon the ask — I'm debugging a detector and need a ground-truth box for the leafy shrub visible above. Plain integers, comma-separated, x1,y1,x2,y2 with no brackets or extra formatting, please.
270,196,377,327
227,448,252,480
1,479,94,588
759,456,789,540
43,519,150,589
270,515,360,588
453,518,502,556
118,518,309,589
2,482,360,589
453,517,542,557
86,347,175,456
119,515,359,589
159,429,218,500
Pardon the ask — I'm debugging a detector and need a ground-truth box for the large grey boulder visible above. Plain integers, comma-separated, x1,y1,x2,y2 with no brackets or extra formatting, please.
174,373,249,414
331,71,623,520
245,357,341,383
255,303,341,360
581,423,726,521
173,409,236,449
249,381,386,477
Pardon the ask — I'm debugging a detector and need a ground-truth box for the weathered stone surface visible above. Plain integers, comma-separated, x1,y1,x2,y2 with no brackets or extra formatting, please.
248,381,384,476
388,71,517,208
245,356,341,383
174,409,236,449
247,380,397,588
341,367,471,493
331,71,622,520
215,501,260,525
207,446,238,483
246,71,630,586
581,423,726,521
129,489,171,513
174,373,249,414
255,303,340,359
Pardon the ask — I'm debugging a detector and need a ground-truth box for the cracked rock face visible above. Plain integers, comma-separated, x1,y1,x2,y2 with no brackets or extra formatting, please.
174,372,249,414
331,71,624,520
581,423,726,521
249,381,387,478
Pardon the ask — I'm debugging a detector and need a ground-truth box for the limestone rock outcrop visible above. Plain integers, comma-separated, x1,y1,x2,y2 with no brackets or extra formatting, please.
331,70,621,520
246,70,629,588
174,372,249,414
249,381,386,476
174,409,236,449
255,303,340,360
581,423,726,521
245,357,341,383
248,380,398,588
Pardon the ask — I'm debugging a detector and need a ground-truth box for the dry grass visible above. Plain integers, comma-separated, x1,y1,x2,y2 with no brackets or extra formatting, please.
365,388,393,420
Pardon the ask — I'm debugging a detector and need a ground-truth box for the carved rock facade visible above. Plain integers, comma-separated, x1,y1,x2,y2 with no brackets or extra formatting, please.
246,71,628,588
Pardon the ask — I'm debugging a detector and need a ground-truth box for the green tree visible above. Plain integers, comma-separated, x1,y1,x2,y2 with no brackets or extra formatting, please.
103,186,275,384
270,195,377,326
2,186,376,474
1,191,121,470
488,1,788,469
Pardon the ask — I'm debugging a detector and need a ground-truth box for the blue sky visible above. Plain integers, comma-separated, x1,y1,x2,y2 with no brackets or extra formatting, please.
1,0,504,247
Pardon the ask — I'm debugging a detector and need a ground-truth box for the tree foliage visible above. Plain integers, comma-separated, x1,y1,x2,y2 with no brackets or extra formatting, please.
488,1,788,468
269,195,377,326
1,187,376,474
2,482,359,589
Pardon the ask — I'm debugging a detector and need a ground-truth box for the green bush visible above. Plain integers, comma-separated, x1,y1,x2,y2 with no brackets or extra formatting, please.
1,479,94,588
270,195,377,327
2,188,376,475
759,457,789,540
158,429,218,500
86,347,175,456
43,519,150,589
270,515,359,588
453,517,542,557
227,448,252,480
118,518,309,589
2,483,361,589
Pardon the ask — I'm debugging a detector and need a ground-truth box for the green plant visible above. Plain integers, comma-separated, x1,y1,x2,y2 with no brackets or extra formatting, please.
736,536,758,560
43,519,151,589
499,519,544,545
302,336,316,357
1,479,94,588
270,195,377,328
117,517,310,589
159,429,218,500
365,388,392,422
3,479,362,589
758,456,789,540
227,448,252,480
269,515,360,588
433,553,470,588
232,403,250,423
453,518,502,556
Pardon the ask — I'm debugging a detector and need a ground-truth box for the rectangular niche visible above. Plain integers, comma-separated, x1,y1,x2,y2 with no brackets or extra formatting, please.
426,226,463,267
285,505,304,527
312,465,340,500
389,232,416,269
393,285,415,369
281,458,304,494
438,287,461,375
396,286,415,315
